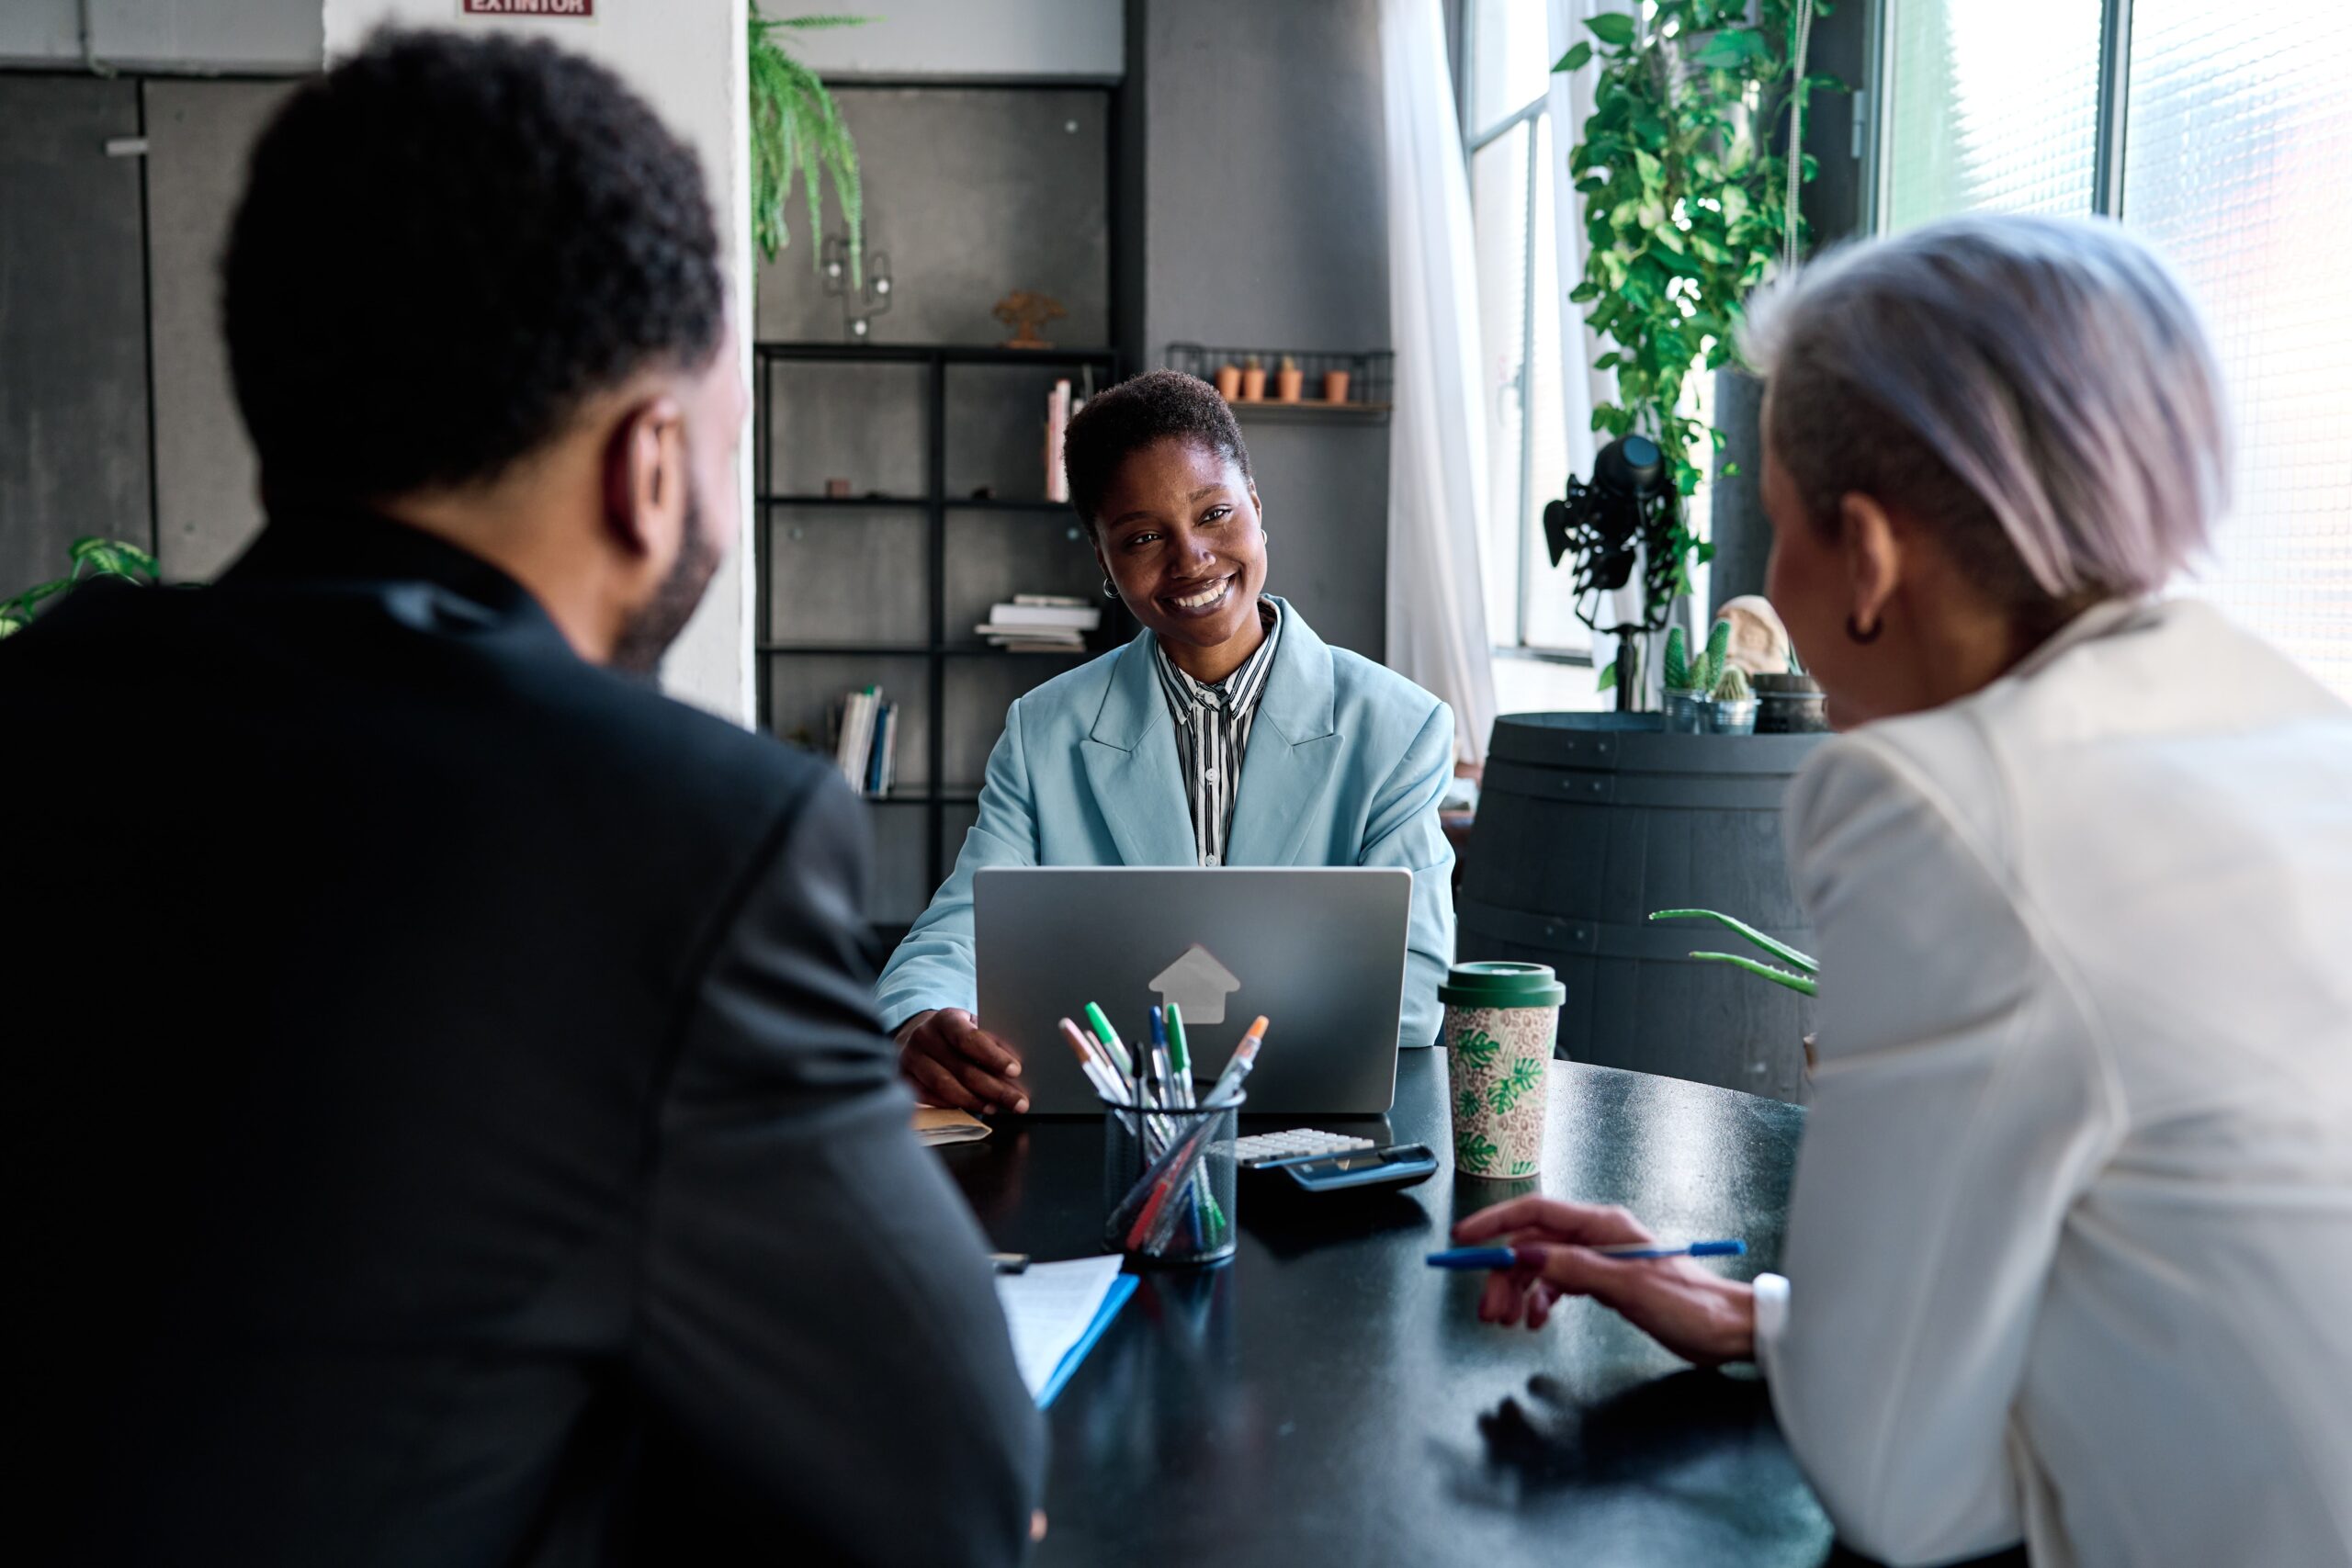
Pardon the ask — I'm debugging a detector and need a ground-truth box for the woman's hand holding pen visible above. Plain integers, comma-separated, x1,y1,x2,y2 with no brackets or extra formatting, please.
895,1008,1029,1115
1453,1196,1755,1367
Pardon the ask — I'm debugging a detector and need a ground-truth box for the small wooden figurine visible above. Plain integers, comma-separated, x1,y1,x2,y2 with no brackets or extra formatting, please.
992,290,1067,349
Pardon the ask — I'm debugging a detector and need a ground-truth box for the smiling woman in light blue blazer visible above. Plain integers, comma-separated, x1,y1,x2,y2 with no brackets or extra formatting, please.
882,370,1455,1114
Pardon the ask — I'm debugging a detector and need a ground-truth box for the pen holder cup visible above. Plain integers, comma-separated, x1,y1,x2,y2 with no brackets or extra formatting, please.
1102,1092,1243,1269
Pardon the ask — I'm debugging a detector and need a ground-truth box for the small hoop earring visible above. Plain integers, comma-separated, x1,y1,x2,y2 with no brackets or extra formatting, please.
1102,577,1118,601
1846,613,1883,646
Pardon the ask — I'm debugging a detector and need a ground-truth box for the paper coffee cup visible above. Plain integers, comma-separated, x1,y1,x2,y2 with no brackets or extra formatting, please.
1439,962,1566,1181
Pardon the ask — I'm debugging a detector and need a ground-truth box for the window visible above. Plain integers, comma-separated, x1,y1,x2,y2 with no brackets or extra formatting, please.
1464,0,1590,668
1882,0,2104,229
1881,0,2352,700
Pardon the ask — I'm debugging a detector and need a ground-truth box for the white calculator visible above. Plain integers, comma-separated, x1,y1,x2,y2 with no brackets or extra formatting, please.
1232,1128,1378,1168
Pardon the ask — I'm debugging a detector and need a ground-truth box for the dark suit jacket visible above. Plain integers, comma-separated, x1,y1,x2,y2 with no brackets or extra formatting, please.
6,513,1043,1566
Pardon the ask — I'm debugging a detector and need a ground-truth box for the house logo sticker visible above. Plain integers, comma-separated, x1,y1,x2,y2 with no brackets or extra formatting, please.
1150,943,1240,1025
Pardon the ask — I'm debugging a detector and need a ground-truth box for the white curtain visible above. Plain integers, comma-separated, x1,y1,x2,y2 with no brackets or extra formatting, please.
1379,0,1499,767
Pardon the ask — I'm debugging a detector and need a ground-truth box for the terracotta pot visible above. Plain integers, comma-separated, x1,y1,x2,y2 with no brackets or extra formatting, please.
1275,367,1304,402
1239,367,1267,400
1322,369,1351,403
1213,364,1242,400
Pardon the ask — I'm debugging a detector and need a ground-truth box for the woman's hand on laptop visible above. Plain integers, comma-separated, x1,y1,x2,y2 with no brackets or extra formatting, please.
896,1009,1029,1115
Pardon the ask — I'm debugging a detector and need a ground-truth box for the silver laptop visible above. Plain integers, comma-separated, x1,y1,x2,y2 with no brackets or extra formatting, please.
974,866,1413,1116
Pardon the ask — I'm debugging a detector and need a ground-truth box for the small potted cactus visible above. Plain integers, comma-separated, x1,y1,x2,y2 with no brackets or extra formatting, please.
1239,354,1267,401
1662,621,1732,734
1710,664,1756,734
1214,362,1242,400
1275,354,1304,402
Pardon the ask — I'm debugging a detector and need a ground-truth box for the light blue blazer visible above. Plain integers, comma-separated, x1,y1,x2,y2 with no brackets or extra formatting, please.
876,598,1456,1047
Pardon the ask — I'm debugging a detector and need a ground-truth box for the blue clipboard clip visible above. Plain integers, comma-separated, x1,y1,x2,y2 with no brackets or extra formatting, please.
1036,1273,1138,1409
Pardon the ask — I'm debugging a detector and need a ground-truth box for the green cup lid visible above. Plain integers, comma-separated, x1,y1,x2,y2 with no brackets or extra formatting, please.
1439,960,1566,1009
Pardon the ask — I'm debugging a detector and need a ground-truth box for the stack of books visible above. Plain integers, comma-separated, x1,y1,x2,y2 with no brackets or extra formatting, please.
975,594,1102,653
831,684,899,796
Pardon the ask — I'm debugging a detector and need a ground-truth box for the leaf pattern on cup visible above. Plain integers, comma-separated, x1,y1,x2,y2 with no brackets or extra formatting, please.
1446,1003,1557,1182
1485,1055,1544,1115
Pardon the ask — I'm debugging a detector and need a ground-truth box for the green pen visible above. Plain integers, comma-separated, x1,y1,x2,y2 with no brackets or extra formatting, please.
1083,1001,1136,1078
1164,1002,1194,1107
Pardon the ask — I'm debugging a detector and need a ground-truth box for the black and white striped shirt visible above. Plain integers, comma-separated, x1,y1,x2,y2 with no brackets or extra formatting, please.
1152,598,1282,867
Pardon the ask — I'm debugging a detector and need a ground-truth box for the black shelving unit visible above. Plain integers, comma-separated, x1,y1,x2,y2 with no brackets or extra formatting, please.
754,342,1124,925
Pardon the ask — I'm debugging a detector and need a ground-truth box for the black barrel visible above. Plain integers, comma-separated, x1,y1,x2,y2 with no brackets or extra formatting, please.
1457,713,1829,1101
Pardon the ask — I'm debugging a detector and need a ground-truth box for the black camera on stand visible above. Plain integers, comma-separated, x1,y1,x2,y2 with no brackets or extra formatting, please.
1543,434,1684,711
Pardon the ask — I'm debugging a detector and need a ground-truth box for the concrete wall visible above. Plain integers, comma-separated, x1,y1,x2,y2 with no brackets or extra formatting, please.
1130,0,1392,663
0,76,152,596
322,0,756,725
146,79,298,581
0,0,320,73
755,86,1110,348
781,0,1120,82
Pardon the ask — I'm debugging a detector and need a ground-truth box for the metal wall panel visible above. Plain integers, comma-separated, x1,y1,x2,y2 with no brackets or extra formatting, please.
0,75,151,597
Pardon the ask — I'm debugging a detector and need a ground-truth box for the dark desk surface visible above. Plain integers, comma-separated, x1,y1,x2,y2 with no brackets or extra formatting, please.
942,1049,1836,1568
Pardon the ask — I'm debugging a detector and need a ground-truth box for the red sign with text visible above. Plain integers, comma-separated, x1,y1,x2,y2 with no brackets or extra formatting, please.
462,0,594,16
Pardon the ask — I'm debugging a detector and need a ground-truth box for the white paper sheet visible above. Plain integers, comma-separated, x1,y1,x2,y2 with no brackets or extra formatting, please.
993,1255,1126,1401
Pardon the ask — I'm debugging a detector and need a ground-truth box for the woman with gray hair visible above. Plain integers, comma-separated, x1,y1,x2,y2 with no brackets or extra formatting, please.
1455,214,2352,1568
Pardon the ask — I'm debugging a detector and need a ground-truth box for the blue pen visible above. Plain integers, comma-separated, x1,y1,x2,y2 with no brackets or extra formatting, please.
1426,1240,1746,1269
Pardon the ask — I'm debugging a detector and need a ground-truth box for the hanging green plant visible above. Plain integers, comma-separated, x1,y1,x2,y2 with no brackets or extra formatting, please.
749,11,870,280
1555,0,1839,611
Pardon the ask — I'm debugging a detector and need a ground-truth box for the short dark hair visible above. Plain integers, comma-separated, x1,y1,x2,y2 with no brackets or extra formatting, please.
222,29,725,505
1063,369,1253,530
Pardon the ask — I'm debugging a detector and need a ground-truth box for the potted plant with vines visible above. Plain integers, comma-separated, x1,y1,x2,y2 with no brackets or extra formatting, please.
1,537,161,639
1547,0,1838,702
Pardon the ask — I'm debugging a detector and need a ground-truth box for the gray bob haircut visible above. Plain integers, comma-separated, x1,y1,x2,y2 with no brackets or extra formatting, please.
1739,213,2231,604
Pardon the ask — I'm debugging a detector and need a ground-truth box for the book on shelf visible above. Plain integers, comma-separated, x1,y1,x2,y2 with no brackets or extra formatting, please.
831,685,899,797
982,602,1102,631
1045,379,1072,503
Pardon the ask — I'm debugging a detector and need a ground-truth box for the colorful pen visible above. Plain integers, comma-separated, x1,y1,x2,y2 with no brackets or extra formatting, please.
1164,1002,1195,1107
1083,1001,1136,1080
1059,1017,1128,1103
1148,1005,1177,1105
1425,1240,1747,1269
1124,1111,1227,1250
1204,1015,1270,1106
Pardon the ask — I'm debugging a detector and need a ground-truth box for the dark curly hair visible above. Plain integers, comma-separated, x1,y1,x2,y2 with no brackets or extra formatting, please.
222,29,725,505
1063,369,1253,530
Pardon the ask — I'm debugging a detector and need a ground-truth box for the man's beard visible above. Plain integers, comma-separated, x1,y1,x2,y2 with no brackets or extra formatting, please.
610,483,722,679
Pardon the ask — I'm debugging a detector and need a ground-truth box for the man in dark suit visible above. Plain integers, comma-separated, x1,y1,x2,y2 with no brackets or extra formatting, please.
7,30,1042,1566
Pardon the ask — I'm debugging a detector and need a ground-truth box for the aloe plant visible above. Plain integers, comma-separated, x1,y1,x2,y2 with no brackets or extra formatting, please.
1650,908,1816,996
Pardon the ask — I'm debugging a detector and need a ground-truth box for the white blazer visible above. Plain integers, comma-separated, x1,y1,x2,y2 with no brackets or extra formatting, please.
1753,598,2352,1568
